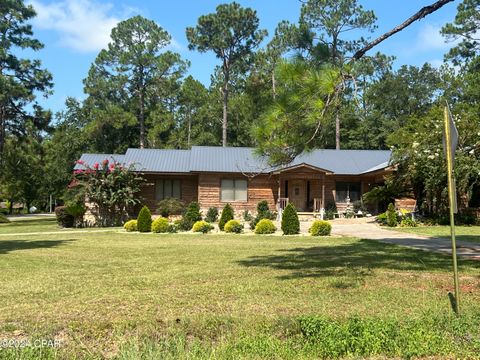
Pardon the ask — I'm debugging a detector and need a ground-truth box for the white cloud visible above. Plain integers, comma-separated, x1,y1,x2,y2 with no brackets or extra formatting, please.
416,23,455,51
28,0,135,53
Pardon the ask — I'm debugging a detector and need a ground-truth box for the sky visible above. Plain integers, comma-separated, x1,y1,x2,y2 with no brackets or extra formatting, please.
24,0,462,115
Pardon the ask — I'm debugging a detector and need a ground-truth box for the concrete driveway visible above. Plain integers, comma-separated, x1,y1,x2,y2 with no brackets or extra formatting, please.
330,219,480,261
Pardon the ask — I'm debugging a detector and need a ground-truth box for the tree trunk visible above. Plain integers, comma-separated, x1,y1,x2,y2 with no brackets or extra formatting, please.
222,76,229,147
139,88,145,149
0,105,5,158
335,111,340,150
272,71,277,100
187,107,191,147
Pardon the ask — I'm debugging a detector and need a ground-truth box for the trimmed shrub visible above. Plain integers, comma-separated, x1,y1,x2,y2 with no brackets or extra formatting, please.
192,220,213,233
156,198,185,217
55,206,74,228
309,220,332,236
137,206,152,232
281,203,300,235
205,207,219,223
250,200,275,229
386,203,397,227
179,202,202,231
124,219,138,232
224,219,244,233
254,219,276,234
243,209,253,222
167,224,178,233
218,203,234,231
324,201,337,220
152,217,169,233
0,214,10,223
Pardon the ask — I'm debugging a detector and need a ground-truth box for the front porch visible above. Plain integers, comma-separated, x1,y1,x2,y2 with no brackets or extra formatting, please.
274,163,383,217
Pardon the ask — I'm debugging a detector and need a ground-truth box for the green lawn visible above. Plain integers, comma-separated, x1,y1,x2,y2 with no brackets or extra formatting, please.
396,225,480,244
1,219,479,359
0,216,60,234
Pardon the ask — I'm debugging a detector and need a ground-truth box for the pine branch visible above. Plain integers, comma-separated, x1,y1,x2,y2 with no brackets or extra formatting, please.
353,0,455,60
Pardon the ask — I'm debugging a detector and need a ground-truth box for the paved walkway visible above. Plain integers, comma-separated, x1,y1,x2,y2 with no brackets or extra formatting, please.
330,219,480,261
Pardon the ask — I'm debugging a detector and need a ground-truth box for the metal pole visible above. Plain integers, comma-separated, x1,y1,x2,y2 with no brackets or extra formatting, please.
444,106,459,314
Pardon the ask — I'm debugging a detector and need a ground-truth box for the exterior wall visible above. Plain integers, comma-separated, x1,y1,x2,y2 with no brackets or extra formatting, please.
197,173,277,215
136,171,387,215
139,173,198,213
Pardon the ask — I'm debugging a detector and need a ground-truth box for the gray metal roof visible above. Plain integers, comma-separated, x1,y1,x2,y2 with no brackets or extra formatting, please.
76,146,391,175
125,148,191,173
190,146,275,173
291,149,392,175
75,154,126,170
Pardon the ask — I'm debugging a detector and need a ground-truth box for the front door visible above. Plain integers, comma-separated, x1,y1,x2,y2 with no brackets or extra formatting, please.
289,180,306,211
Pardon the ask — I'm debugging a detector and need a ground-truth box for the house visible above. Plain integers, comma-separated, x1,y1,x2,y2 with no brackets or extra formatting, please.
76,146,393,216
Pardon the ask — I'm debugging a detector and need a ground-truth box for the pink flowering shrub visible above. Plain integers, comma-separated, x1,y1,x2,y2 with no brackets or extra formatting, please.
71,159,145,226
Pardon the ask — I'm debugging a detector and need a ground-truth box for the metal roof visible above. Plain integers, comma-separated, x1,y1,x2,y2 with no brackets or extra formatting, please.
74,154,125,170
190,146,275,173
291,149,392,175
125,148,191,173
76,146,391,175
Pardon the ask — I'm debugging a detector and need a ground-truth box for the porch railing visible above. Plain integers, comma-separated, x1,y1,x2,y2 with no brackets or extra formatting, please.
278,198,289,210
313,198,322,213
277,198,289,220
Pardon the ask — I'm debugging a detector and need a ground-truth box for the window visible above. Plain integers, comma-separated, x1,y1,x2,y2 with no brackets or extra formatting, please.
221,179,247,202
155,179,181,201
335,182,361,202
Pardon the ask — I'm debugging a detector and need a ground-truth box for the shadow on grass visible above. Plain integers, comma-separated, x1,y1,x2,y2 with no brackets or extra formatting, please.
237,239,476,281
0,239,75,254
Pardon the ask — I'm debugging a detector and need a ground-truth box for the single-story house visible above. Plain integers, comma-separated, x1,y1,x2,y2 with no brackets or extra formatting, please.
76,146,393,215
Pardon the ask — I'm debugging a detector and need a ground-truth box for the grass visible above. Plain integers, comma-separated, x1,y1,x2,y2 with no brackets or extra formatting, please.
0,218,479,358
0,216,121,235
0,216,60,234
396,225,480,244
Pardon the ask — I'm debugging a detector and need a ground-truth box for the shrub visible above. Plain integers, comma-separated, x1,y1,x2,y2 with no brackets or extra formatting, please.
167,224,178,233
218,203,234,231
137,206,152,232
65,203,85,218
243,209,253,222
386,203,397,227
376,212,388,225
250,200,275,228
324,201,337,220
123,219,138,232
254,219,276,234
281,203,300,235
192,220,213,233
55,206,74,228
0,214,10,223
224,219,244,233
156,198,185,217
400,217,417,227
179,202,202,231
309,220,332,236
205,207,219,223
151,217,169,233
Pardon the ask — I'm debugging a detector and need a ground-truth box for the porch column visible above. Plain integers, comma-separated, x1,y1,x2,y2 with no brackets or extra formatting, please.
277,177,281,210
321,173,325,208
